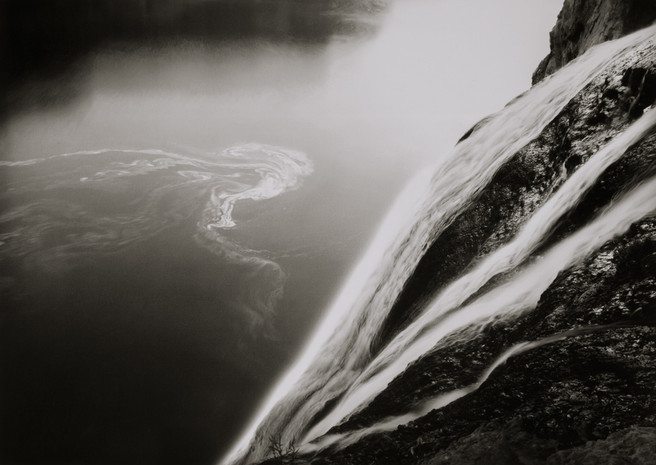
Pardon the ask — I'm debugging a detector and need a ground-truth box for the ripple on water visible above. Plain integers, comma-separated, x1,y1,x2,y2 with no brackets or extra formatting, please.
0,142,313,330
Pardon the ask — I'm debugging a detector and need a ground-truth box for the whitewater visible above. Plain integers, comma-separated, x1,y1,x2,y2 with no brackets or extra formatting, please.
302,324,628,452
303,105,656,442
221,24,656,465
303,175,656,449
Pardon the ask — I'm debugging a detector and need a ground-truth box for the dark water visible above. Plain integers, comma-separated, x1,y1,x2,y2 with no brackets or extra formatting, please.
0,1,560,464
0,2,408,464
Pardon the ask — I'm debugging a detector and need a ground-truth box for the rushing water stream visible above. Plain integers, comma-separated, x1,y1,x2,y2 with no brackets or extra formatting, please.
224,24,656,465
1,1,564,464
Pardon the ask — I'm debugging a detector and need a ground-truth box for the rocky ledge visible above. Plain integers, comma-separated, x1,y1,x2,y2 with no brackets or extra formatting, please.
532,0,656,84
256,1,656,464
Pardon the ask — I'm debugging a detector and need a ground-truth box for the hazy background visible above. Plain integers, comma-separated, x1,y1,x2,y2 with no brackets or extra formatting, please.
0,1,561,463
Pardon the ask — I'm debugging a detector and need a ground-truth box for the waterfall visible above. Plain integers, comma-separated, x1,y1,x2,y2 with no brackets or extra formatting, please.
301,325,620,452
221,24,656,465
303,106,656,441
304,175,656,443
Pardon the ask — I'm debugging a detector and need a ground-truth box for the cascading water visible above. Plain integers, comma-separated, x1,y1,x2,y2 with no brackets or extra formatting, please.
303,105,656,442
304,175,656,445
221,24,656,465
301,325,623,452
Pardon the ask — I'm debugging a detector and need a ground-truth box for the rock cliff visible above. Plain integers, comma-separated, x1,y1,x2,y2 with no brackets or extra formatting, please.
532,0,656,83
255,1,656,464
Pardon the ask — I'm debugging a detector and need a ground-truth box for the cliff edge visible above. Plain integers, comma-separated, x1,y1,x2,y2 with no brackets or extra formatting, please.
532,0,656,84
251,2,656,464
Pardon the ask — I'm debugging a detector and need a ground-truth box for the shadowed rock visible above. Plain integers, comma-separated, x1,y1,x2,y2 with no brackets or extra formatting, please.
532,0,656,84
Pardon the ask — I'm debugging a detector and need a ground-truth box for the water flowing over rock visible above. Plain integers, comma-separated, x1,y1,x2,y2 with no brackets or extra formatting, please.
223,2,656,464
532,0,656,84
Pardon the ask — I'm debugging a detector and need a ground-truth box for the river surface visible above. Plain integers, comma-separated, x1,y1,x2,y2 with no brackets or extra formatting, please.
0,1,560,463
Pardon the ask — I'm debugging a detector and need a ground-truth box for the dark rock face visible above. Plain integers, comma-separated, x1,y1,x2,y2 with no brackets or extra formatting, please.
532,0,656,84
251,3,656,465
250,3,656,465
376,33,656,352
623,67,656,119
294,218,656,465
322,48,656,465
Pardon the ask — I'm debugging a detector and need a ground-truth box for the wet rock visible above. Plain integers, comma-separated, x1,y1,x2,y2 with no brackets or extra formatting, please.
546,426,656,464
622,67,656,119
376,34,656,351
254,3,656,464
295,215,656,465
532,0,656,84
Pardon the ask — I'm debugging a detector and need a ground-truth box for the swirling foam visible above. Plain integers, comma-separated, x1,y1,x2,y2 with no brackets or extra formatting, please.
0,143,312,331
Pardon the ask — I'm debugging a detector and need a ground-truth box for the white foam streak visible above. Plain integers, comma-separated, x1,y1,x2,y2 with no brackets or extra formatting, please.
1,143,312,234
306,106,656,438
202,144,313,230
302,329,587,452
0,148,191,167
306,177,656,441
220,165,435,464
222,25,656,465
0,143,311,329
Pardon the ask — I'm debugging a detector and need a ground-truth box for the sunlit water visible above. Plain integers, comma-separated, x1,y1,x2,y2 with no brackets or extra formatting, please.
307,104,656,447
305,172,656,453
225,22,656,465
0,0,562,463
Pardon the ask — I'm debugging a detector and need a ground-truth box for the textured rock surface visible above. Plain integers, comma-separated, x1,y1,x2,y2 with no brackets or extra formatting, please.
376,28,656,350
532,0,656,84
254,2,656,464
292,220,656,465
